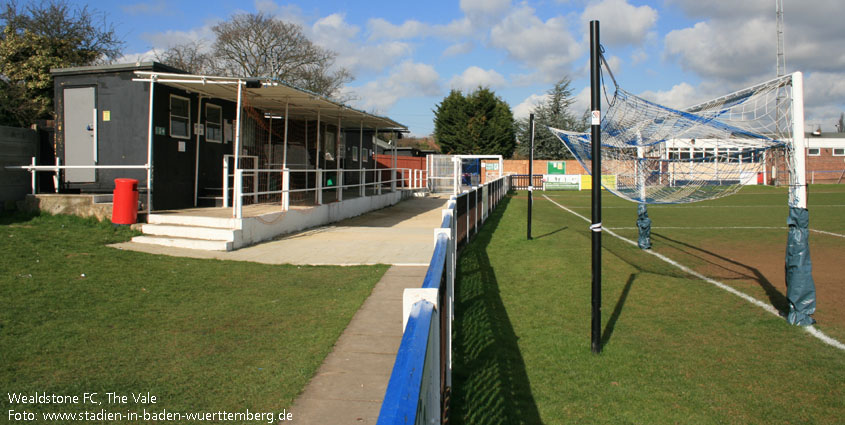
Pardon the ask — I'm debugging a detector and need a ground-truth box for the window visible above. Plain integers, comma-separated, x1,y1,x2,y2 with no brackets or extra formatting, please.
808,148,820,156
206,104,222,143
352,146,359,162
679,149,691,160
834,148,845,156
170,95,190,139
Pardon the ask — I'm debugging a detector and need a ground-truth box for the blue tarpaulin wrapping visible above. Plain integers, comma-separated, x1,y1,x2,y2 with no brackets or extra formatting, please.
637,203,651,250
785,207,816,326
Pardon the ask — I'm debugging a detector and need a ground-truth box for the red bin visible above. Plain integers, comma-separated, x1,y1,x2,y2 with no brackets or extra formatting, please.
112,178,139,225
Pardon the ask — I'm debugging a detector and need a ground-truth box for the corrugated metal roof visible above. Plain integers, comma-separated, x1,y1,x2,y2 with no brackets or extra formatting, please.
133,71,407,132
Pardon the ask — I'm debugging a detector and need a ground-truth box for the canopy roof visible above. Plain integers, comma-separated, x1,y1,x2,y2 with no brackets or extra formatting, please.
133,70,407,132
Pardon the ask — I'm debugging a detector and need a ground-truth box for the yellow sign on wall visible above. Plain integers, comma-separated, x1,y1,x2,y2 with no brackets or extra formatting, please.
580,174,617,190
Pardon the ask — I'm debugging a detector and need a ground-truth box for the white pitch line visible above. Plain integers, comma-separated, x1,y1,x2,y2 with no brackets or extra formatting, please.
606,226,845,239
607,226,785,230
541,194,845,352
811,229,845,238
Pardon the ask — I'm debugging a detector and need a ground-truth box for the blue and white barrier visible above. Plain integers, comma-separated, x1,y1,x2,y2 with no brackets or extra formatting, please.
377,176,509,425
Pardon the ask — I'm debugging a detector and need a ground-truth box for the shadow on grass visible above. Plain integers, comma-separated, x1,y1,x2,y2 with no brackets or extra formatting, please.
653,232,789,314
451,196,544,425
0,210,39,226
533,226,568,240
602,273,636,347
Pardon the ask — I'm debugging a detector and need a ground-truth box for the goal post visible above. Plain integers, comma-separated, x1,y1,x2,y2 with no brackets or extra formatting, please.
785,71,816,326
549,65,817,326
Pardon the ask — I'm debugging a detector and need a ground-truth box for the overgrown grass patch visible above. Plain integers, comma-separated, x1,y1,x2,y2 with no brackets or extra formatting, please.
451,189,845,425
0,213,387,421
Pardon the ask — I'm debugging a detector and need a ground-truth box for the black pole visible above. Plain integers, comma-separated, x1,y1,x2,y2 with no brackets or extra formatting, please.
528,113,534,240
589,20,602,354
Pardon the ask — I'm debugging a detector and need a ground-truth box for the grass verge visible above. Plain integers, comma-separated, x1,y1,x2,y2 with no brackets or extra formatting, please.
0,212,387,422
451,190,845,425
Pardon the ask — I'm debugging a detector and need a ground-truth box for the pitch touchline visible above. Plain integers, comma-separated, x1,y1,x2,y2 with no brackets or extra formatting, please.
605,226,845,238
556,204,845,209
541,194,845,352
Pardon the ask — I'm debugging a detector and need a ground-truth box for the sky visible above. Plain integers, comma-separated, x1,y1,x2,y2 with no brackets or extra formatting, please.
79,0,845,136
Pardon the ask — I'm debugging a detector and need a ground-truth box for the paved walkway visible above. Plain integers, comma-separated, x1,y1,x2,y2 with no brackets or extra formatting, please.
111,196,449,424
113,196,448,266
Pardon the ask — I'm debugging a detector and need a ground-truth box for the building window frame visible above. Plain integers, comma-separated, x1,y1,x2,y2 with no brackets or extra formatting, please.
205,103,223,143
833,148,845,156
170,94,191,140
808,148,821,156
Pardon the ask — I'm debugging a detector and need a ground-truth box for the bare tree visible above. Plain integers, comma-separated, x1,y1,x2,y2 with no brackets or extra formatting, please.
210,12,351,97
154,40,216,75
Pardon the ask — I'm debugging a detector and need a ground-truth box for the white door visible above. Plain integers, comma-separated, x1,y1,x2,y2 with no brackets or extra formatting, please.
64,87,96,182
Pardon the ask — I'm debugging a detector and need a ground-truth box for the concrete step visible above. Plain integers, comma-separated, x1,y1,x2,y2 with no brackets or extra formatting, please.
147,213,236,229
131,235,233,251
141,223,238,242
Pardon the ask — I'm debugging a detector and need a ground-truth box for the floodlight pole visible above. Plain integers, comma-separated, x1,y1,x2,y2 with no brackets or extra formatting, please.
589,20,603,354
528,113,534,240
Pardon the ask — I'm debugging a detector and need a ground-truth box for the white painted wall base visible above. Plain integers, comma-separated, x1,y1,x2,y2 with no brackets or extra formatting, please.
236,190,408,249
136,190,417,251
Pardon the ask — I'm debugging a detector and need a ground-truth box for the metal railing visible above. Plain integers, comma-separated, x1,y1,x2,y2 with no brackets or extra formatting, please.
5,156,151,213
223,156,421,218
377,176,509,425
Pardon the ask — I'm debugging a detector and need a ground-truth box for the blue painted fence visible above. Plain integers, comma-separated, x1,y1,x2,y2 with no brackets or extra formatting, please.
377,176,509,425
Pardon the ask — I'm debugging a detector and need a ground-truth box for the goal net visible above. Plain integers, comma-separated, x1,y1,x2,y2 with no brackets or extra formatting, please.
551,72,803,205
550,59,815,326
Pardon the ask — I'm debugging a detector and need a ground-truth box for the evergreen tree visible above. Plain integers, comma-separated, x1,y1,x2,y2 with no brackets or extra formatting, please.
432,89,470,154
433,87,516,157
516,77,588,159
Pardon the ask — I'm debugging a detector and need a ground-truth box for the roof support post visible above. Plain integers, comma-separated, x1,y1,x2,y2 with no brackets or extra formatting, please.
316,109,321,205
145,75,156,214
337,113,342,202
194,95,203,207
282,100,289,209
359,120,364,197
233,80,243,219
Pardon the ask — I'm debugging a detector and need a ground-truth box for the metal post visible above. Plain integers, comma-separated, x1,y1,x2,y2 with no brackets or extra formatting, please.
234,81,244,219
194,95,203,207
53,157,60,193
30,156,36,195
223,157,229,207
528,114,534,240
589,20,603,354
282,101,289,208
316,110,321,204
359,120,364,197
337,113,342,201
146,75,156,214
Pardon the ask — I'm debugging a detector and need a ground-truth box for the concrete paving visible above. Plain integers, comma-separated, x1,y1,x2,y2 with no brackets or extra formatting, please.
290,265,427,425
110,196,450,424
112,196,449,266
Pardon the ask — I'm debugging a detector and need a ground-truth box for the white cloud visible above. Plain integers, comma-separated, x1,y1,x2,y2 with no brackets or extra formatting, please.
346,61,441,114
638,82,702,109
664,19,774,82
443,42,474,57
580,0,658,47
513,93,549,120
449,66,506,91
630,49,648,66
663,0,845,81
310,13,412,76
140,25,215,50
460,0,512,24
489,5,583,83
254,1,306,26
368,18,429,40
114,49,157,64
